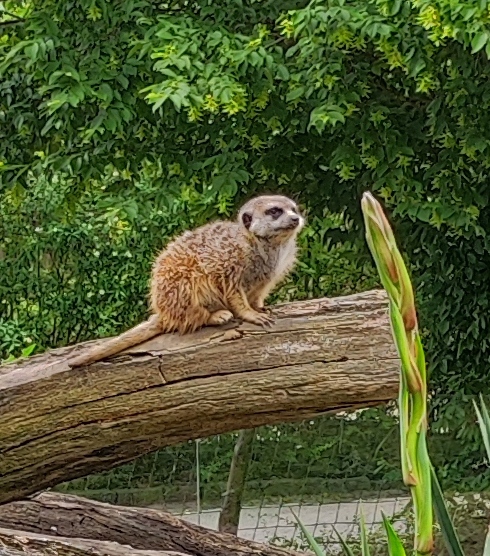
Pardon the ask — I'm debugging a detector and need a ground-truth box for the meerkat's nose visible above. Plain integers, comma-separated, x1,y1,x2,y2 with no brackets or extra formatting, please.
290,215,300,226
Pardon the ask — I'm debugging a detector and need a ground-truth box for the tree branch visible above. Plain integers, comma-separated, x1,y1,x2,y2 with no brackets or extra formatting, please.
0,11,25,27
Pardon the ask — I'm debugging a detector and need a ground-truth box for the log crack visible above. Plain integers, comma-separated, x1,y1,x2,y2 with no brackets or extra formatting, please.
0,290,399,504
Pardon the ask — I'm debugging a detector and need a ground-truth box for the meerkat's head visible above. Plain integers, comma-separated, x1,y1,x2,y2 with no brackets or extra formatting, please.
238,195,304,241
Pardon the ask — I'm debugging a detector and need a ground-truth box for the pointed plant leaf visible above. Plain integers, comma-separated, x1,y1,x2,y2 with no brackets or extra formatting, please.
473,400,490,462
483,523,490,556
430,464,465,556
476,395,490,461
21,343,36,358
381,513,407,556
333,526,356,556
291,509,325,556
359,509,371,556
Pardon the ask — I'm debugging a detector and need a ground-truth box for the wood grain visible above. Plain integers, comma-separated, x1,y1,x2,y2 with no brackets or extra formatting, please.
0,290,399,504
0,492,304,556
0,527,189,555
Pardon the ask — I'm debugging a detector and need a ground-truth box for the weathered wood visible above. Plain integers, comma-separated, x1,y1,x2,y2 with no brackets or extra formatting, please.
0,290,399,504
0,492,304,556
0,528,189,555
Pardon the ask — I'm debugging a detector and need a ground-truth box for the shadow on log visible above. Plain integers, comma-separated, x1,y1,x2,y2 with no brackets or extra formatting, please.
0,290,399,504
0,492,302,556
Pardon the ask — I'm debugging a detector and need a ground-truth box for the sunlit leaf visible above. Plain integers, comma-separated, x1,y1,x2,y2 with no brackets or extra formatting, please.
381,513,407,556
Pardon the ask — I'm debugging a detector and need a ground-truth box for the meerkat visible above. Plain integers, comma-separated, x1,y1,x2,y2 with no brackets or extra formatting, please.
66,195,304,368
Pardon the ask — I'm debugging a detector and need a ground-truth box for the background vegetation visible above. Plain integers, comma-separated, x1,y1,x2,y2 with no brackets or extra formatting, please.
2,0,490,503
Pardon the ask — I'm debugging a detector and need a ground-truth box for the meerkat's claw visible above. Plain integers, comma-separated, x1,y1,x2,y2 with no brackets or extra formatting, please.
260,315,275,329
243,311,275,329
208,310,234,326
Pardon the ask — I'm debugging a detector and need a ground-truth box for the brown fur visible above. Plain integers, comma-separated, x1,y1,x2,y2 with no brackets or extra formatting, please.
67,195,304,368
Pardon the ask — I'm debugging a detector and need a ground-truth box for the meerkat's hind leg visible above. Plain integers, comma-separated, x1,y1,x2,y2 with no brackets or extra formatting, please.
207,310,234,326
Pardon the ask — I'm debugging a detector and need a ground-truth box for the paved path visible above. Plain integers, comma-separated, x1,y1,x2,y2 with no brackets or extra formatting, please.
173,497,410,546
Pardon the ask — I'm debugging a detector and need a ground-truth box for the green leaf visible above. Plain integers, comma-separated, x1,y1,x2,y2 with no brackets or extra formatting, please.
409,58,426,77
117,75,129,89
471,31,489,54
25,42,39,61
99,83,114,103
328,110,346,126
277,64,290,80
332,526,356,556
484,524,490,556
170,93,182,111
388,0,402,15
381,513,407,556
291,510,325,556
286,86,305,101
90,110,107,130
430,464,465,556
21,344,36,358
473,395,490,461
40,117,56,136
220,88,232,104
249,51,262,67
359,510,371,556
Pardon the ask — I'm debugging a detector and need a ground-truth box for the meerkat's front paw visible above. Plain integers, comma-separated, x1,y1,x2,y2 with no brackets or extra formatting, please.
208,310,234,326
242,310,274,329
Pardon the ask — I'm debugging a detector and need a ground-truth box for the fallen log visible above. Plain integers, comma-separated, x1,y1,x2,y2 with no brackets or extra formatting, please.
0,290,399,504
0,528,189,556
0,492,303,556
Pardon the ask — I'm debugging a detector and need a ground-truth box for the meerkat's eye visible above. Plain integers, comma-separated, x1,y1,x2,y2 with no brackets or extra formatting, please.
265,207,284,219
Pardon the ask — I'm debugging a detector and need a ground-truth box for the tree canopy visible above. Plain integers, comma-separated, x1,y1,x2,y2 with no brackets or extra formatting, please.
1,0,489,230
2,0,490,415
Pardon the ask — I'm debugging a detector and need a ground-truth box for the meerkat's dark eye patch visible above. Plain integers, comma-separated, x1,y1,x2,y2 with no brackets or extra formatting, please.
265,206,284,219
242,212,253,229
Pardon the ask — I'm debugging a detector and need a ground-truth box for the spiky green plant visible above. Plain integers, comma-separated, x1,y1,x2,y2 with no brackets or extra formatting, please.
361,191,432,555
294,192,490,556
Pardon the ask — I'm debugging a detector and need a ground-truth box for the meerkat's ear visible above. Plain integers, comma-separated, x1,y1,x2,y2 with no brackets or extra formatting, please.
242,212,253,229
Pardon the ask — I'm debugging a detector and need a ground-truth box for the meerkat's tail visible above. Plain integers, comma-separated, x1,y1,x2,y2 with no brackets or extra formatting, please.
66,314,162,368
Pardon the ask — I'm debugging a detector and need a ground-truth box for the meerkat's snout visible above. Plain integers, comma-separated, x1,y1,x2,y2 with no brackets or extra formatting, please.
285,210,302,229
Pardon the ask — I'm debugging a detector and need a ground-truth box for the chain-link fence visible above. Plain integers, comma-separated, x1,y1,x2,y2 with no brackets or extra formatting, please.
57,409,488,553
168,496,411,551
61,410,404,506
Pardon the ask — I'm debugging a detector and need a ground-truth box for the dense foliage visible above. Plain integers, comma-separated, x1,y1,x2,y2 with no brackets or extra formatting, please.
2,0,490,495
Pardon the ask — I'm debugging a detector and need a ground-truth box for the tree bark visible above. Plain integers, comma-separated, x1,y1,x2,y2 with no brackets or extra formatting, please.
0,492,304,556
0,290,399,504
0,528,189,556
218,428,256,535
